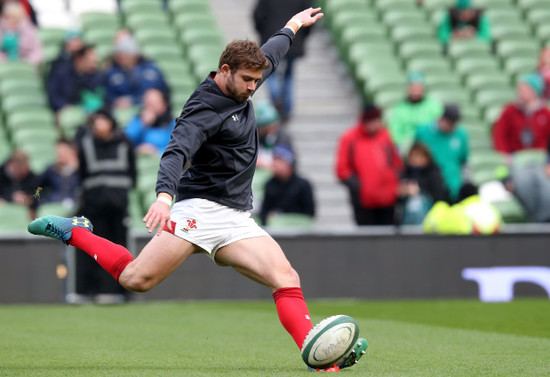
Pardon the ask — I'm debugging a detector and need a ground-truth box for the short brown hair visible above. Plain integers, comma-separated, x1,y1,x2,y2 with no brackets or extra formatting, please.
218,40,270,71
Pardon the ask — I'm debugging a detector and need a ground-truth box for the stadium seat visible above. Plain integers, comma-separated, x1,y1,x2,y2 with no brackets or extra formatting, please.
512,149,546,169
37,202,74,218
172,12,218,32
120,0,162,15
496,40,539,62
265,213,314,230
0,62,37,81
424,74,461,91
180,28,224,49
134,28,178,47
398,42,443,61
114,107,139,128
80,12,120,31
0,203,29,232
125,13,168,30
503,57,537,79
375,89,406,109
492,198,527,224
474,89,515,110
454,57,500,77
58,106,87,139
465,73,511,94
469,151,507,171
535,24,550,43
407,58,452,76
484,104,504,124
83,28,117,46
1,95,47,113
447,40,491,60
391,25,434,46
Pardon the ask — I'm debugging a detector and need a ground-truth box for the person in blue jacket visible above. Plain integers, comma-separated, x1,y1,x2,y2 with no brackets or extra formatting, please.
125,88,175,155
104,36,169,109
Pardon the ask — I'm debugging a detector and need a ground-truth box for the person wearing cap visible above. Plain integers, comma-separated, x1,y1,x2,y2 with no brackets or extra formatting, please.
104,35,169,109
387,72,443,153
48,29,83,77
336,104,403,225
493,73,550,154
259,144,315,226
255,99,293,169
437,0,491,46
415,103,469,202
46,44,104,114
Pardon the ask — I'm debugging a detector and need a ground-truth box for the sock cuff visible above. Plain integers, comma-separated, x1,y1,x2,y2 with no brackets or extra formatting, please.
273,286,304,302
112,254,133,282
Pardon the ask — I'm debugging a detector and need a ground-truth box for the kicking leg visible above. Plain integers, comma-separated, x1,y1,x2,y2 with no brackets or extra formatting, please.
215,236,313,349
29,215,198,293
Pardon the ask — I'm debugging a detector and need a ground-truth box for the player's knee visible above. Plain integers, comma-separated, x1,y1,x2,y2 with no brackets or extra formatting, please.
119,267,155,292
275,264,301,289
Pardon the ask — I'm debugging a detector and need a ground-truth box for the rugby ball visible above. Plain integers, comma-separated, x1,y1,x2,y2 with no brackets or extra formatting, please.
301,315,359,368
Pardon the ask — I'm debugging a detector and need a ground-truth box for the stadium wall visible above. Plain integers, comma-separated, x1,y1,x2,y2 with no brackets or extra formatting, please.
1,231,550,303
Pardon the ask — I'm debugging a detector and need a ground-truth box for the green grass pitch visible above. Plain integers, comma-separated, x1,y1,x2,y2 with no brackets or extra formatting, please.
0,299,549,376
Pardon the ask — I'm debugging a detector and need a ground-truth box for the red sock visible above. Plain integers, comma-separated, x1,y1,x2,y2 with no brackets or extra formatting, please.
69,227,134,282
273,287,313,349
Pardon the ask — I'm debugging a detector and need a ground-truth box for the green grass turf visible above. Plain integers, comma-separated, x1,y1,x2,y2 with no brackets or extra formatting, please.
0,299,549,376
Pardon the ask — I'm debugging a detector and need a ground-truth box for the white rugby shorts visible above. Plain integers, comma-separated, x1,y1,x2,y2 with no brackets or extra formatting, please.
165,198,268,263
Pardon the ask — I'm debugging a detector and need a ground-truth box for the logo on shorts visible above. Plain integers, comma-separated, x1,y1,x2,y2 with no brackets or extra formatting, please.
181,219,197,233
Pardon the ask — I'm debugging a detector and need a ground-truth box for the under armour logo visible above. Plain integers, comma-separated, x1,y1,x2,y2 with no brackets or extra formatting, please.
305,315,311,320
72,218,90,228
232,114,238,121
94,254,98,261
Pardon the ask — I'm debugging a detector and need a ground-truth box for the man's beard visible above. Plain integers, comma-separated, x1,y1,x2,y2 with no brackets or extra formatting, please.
226,77,253,103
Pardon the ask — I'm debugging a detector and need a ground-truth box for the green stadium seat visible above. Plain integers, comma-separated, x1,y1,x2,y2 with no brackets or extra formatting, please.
483,104,504,124
125,13,168,31
0,203,29,232
375,89,406,109
491,24,531,42
180,28,224,49
7,108,55,131
398,42,442,61
407,58,452,76
535,24,550,43
141,44,184,62
58,106,86,139
329,10,376,36
423,0,454,13
38,28,66,47
503,57,537,78
19,142,56,174
496,40,539,61
0,78,41,96
1,94,47,113
365,74,406,95
265,213,314,230
469,151,507,171
391,25,434,45
0,61,37,81
81,12,120,31
473,0,514,8
172,12,218,32
375,0,417,13
465,73,511,94
382,10,425,28
424,74,461,91
447,40,491,60
120,0,163,15
526,8,550,27
516,0,550,12
137,154,161,173
454,57,500,77
83,28,117,46
429,88,470,107
512,149,546,169
12,128,58,148
169,0,211,17
474,89,515,110
492,198,527,224
114,107,139,128
37,202,74,218
134,28,178,47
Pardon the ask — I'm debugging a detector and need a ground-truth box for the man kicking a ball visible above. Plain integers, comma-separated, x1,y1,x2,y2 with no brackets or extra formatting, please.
29,7,365,372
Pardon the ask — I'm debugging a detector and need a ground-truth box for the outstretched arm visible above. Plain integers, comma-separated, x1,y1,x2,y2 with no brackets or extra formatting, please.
285,7,324,35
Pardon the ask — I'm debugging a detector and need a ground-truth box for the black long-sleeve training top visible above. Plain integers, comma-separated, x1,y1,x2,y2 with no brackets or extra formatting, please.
155,28,295,210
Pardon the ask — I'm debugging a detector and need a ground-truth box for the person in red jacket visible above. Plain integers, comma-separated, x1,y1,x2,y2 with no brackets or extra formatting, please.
492,73,550,154
336,105,403,225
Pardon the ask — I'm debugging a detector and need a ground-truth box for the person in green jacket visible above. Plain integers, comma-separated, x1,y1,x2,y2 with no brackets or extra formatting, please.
415,104,469,202
438,0,491,46
387,72,443,153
